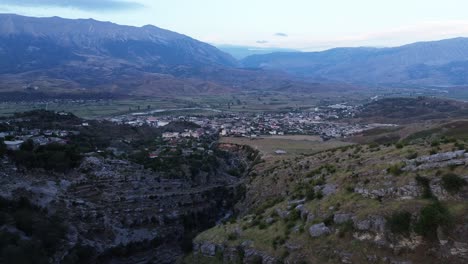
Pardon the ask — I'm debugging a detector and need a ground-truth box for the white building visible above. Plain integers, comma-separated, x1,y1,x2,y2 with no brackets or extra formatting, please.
4,140,24,150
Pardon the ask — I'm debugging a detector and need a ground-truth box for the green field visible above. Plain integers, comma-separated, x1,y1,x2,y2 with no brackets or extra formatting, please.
0,91,356,118
1,87,464,119
0,97,197,118
220,135,352,158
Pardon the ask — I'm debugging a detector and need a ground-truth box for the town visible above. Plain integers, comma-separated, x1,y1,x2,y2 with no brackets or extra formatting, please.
106,103,395,141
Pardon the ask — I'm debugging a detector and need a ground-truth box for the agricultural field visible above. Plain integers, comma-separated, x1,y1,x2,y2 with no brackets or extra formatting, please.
220,135,352,158
0,97,197,118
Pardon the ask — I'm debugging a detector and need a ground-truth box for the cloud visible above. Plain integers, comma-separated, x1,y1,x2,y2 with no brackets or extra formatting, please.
0,0,144,11
274,32,288,37
256,40,268,44
301,20,468,50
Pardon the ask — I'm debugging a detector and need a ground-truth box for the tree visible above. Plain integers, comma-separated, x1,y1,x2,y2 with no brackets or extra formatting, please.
0,140,6,157
20,139,34,152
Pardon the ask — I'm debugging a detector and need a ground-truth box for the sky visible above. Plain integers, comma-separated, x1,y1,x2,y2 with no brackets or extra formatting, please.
1,0,468,51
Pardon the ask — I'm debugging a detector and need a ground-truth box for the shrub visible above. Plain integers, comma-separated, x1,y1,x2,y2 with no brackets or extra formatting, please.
315,191,323,200
387,211,412,235
454,142,465,150
414,201,453,239
441,173,467,194
406,152,418,159
387,163,403,176
0,140,6,157
10,143,81,172
227,231,238,240
415,175,433,199
431,140,440,147
323,214,334,226
337,220,354,238
288,209,301,222
305,188,315,201
395,142,405,149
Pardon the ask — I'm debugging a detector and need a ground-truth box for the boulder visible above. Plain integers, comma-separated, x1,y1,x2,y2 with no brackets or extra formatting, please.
353,215,386,233
355,219,371,231
309,222,331,237
306,213,316,223
295,204,309,220
275,208,290,219
288,198,306,205
322,184,338,196
199,242,217,256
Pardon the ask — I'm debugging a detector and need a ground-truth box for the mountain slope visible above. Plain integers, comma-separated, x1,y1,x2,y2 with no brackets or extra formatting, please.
0,14,248,96
0,14,237,74
242,38,468,85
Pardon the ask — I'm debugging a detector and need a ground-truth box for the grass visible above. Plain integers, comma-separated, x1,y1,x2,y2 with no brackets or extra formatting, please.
220,136,352,158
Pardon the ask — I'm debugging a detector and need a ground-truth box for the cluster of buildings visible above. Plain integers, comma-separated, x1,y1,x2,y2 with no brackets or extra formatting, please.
0,128,79,150
106,103,378,140
162,129,205,140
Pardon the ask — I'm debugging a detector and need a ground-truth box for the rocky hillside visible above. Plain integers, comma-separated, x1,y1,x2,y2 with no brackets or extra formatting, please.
0,111,260,263
241,38,468,86
189,119,468,263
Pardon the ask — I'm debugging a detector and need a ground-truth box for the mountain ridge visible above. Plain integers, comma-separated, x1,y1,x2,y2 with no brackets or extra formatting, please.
241,37,468,86
0,14,237,74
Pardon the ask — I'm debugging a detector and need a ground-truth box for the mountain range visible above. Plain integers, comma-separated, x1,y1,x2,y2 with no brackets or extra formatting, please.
0,14,236,73
215,44,299,59
241,38,468,86
1,14,468,97
0,14,246,96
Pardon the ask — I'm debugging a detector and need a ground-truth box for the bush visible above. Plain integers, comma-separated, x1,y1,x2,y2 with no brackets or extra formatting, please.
414,201,453,239
287,209,301,222
323,214,334,226
387,211,412,234
406,152,418,159
395,142,405,149
315,191,323,200
415,175,433,199
10,143,81,172
337,220,354,238
0,140,6,157
430,140,440,147
305,188,315,201
227,231,238,240
441,173,467,194
387,163,403,176
0,197,67,263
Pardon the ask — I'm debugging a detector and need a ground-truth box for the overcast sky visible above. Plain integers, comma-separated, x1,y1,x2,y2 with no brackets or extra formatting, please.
2,0,468,51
